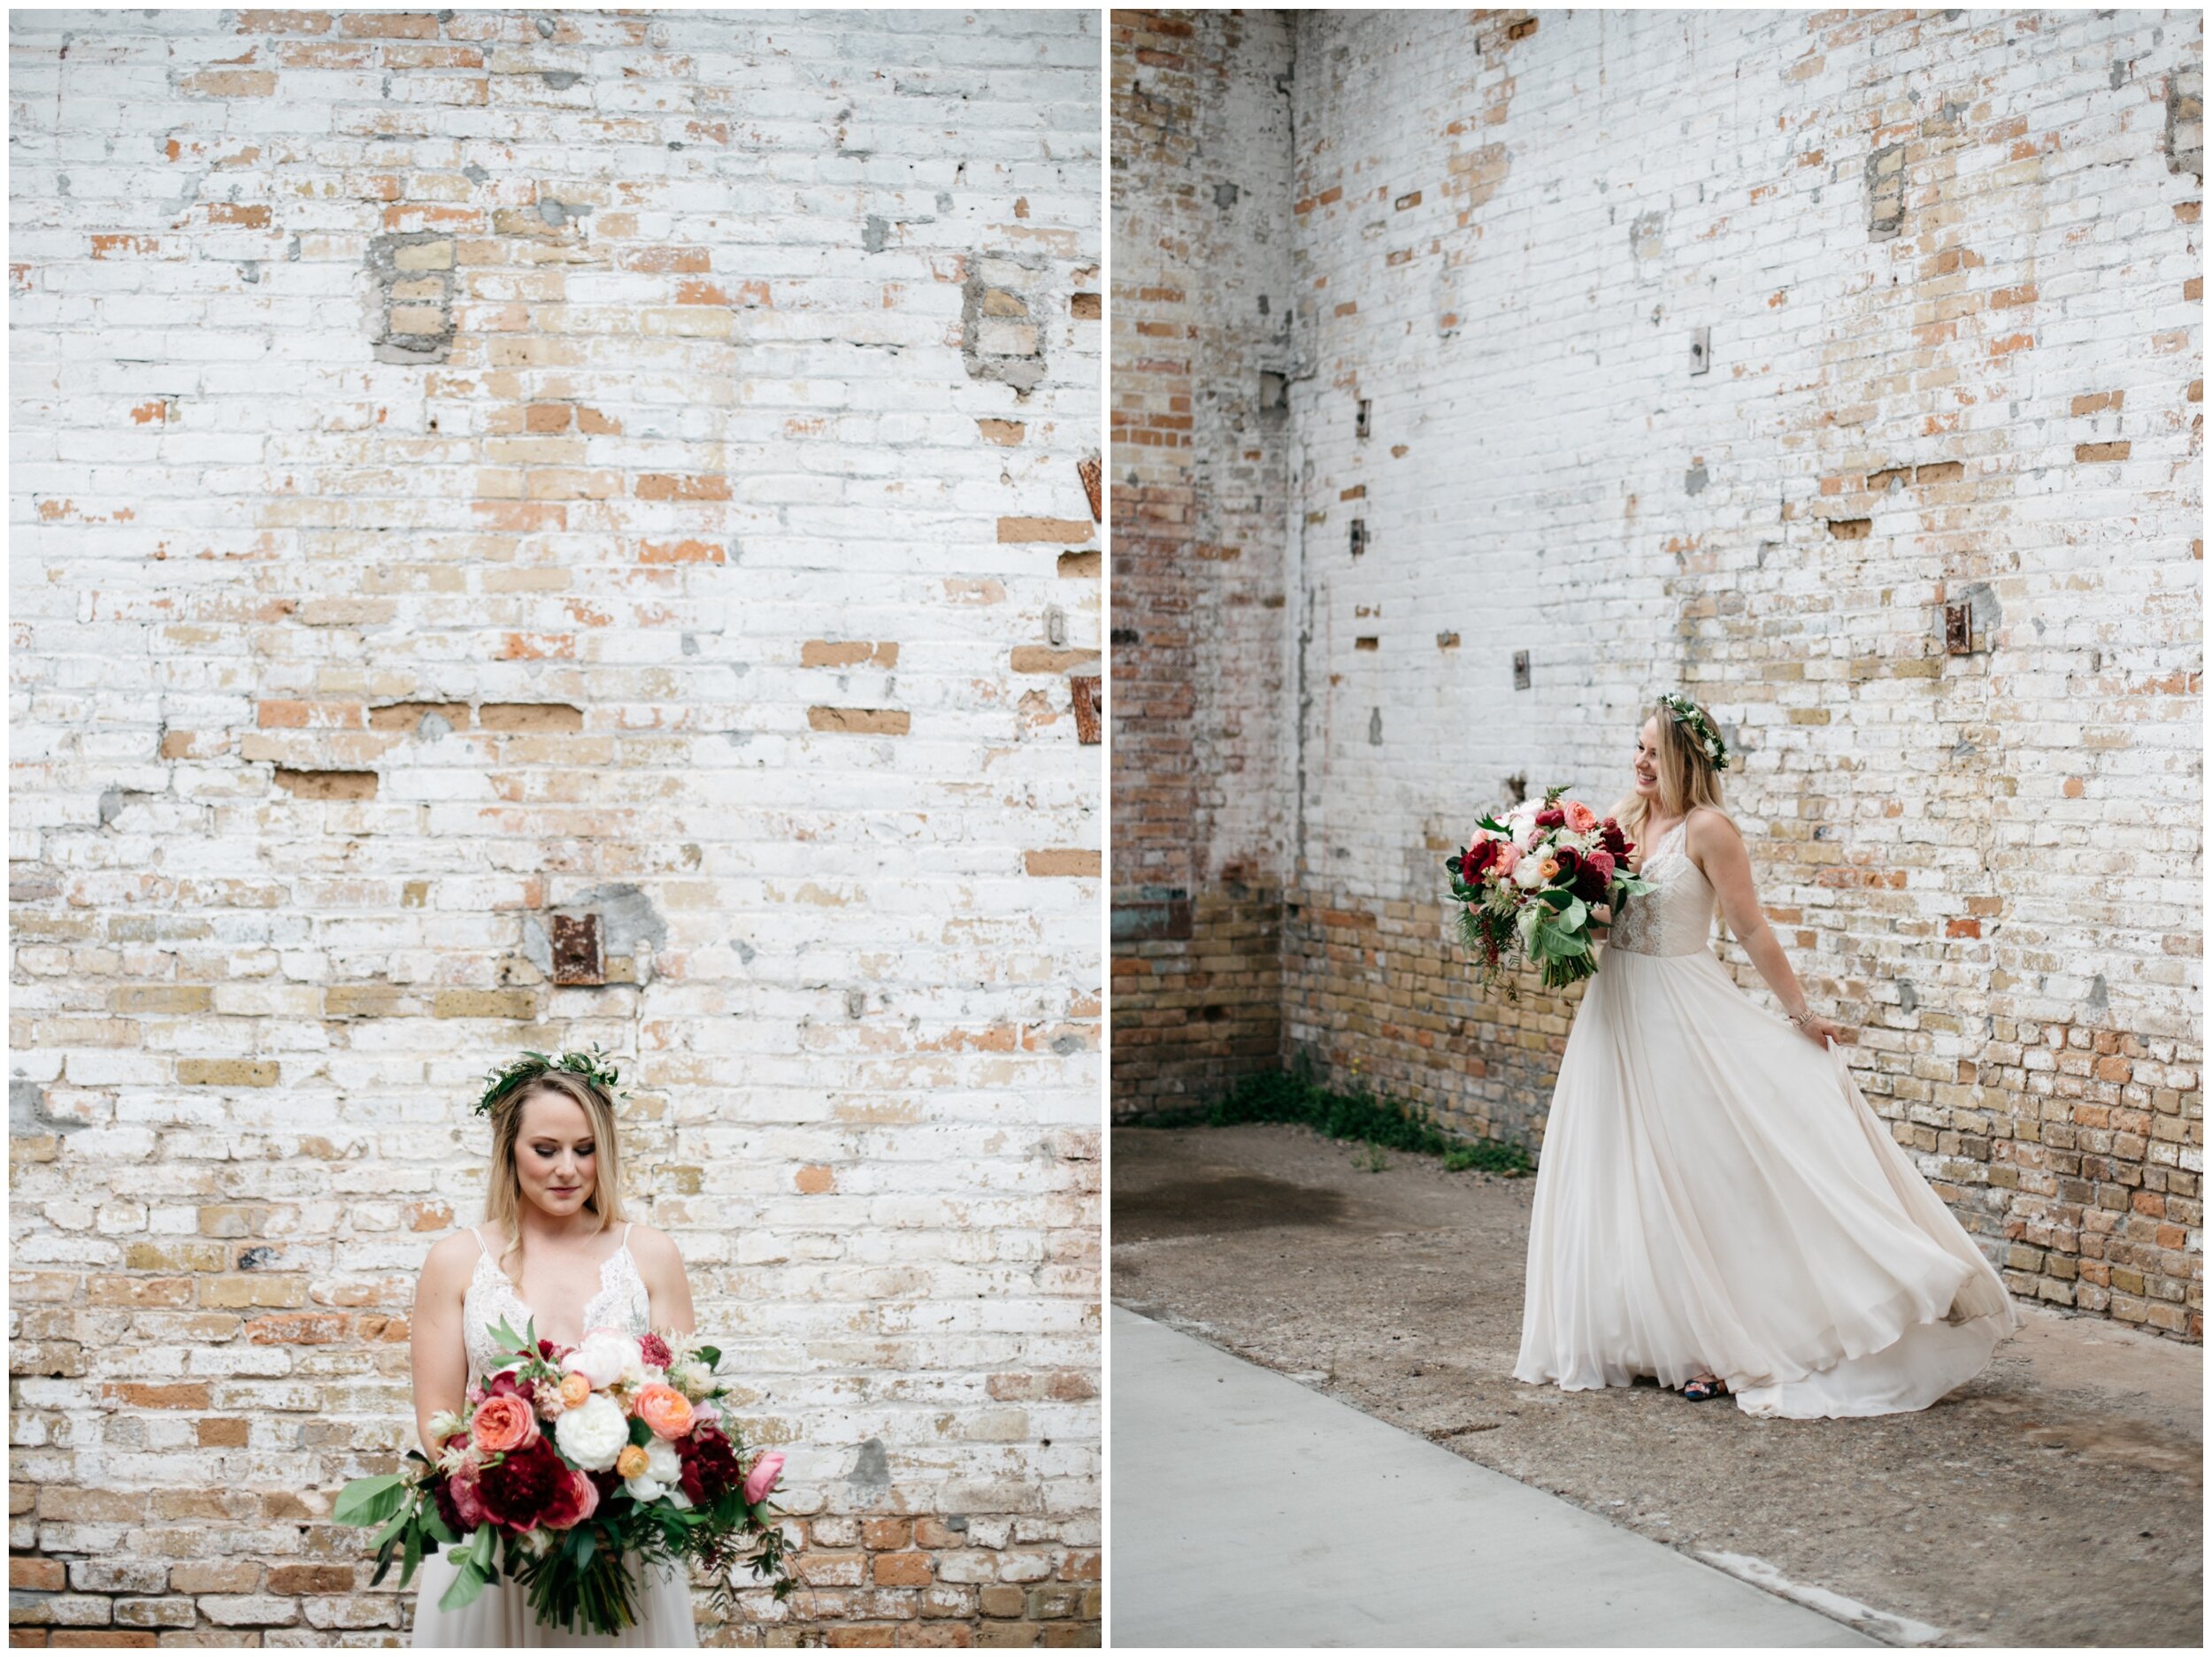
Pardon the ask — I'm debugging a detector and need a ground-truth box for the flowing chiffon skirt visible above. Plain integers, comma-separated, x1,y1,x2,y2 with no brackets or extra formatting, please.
409,1545,698,1647
1512,944,2019,1418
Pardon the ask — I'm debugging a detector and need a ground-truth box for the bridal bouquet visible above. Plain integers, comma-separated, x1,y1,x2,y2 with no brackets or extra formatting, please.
334,1317,795,1635
1447,784,1655,996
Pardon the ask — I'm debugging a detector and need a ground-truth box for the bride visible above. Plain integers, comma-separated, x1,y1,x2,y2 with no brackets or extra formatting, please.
407,1055,701,1645
1512,694,2019,1417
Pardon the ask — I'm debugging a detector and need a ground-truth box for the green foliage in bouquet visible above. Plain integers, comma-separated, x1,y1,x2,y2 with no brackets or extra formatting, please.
1448,783,1657,999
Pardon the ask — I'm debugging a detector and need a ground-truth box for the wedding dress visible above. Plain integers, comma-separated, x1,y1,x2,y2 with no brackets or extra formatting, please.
1512,817,2019,1417
410,1222,699,1646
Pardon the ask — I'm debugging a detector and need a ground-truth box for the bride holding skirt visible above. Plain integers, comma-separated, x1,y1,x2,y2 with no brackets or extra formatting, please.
1511,697,2018,1417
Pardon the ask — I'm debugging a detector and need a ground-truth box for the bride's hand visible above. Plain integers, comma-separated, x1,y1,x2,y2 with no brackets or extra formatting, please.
1587,901,1611,938
1791,1011,1843,1049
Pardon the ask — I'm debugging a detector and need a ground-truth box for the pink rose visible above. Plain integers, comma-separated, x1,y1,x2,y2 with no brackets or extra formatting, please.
1494,844,1521,876
741,1451,784,1506
1563,801,1598,832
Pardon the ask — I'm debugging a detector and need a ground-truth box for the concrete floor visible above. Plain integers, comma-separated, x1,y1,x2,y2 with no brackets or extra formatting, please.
1110,1122,2202,1649
1112,1305,1878,1648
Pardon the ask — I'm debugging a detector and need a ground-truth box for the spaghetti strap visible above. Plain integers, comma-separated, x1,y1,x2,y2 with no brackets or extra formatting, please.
622,1221,634,1251
470,1226,488,1257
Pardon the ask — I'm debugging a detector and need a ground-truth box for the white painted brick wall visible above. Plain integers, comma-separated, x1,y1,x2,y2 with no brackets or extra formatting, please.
11,6,1100,1641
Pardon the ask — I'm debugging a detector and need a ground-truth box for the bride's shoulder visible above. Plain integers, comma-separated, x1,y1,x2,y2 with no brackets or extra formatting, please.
419,1226,485,1291
1683,806,1745,846
624,1219,681,1262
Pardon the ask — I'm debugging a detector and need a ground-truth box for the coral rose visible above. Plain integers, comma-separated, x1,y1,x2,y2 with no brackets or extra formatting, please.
472,1392,538,1456
1563,800,1598,832
636,1383,695,1441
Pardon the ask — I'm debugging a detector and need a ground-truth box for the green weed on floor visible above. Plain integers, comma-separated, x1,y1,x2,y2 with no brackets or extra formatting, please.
1132,1062,1533,1177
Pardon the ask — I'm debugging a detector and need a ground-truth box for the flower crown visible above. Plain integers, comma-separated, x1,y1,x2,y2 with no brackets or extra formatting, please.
474,1044,631,1118
1659,691,1731,771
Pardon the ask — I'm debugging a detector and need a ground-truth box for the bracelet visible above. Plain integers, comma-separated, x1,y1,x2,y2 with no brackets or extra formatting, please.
1787,1008,1812,1025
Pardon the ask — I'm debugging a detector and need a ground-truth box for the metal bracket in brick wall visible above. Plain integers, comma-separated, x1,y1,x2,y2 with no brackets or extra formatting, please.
549,912,604,985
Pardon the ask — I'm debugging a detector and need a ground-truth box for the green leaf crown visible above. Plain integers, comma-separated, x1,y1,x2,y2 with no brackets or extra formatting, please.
1658,691,1731,772
475,1044,632,1118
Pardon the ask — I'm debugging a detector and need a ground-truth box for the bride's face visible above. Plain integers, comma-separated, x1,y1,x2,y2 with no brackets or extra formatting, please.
1632,717,1663,799
515,1090,598,1220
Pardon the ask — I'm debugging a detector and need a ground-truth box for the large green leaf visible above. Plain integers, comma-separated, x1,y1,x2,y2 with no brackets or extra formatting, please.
370,1507,411,1555
440,1561,488,1613
333,1473,407,1528
693,1345,721,1369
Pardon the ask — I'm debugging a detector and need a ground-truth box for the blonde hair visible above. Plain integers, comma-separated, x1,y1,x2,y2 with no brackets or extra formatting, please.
1612,697,1732,938
480,1070,626,1290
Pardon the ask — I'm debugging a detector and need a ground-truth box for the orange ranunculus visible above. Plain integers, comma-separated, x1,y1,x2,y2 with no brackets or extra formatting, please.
635,1382,695,1441
559,1371,592,1408
616,1443,650,1479
472,1392,538,1455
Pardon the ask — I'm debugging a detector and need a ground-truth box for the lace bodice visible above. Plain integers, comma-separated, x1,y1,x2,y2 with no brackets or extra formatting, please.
1606,818,1719,957
462,1223,650,1384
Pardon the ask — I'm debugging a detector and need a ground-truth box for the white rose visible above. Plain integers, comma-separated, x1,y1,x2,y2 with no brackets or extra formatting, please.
551,1392,629,1471
621,1436,686,1503
1514,851,1551,889
565,1330,645,1391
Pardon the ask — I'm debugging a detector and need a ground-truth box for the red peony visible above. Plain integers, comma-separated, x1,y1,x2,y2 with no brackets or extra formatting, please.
677,1421,743,1506
1458,839,1500,882
1552,846,1581,880
538,1467,600,1532
1599,818,1630,856
475,1435,572,1532
1534,806,1566,829
486,1369,535,1404
639,1332,672,1369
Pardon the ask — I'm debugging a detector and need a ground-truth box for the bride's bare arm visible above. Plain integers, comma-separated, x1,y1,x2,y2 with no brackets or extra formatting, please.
632,1225,696,1339
1688,810,1839,1047
411,1234,472,1457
